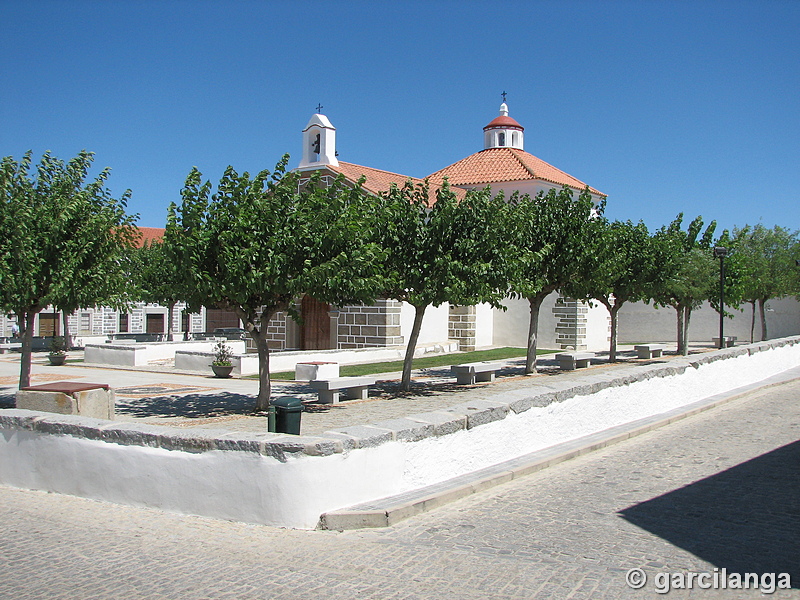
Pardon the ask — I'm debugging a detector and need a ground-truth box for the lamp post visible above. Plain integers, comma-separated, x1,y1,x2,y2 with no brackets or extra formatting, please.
714,246,728,349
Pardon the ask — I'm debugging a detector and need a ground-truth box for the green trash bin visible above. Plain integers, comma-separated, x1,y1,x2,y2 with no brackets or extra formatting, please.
271,396,303,435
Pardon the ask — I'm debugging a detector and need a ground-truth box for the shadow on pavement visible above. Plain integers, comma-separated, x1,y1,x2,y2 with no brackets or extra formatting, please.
115,391,258,419
619,440,800,588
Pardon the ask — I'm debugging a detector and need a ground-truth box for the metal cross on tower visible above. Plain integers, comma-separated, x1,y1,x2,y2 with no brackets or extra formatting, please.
316,103,323,113
501,91,507,102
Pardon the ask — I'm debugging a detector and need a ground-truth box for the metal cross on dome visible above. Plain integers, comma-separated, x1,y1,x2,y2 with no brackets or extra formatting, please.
501,91,507,102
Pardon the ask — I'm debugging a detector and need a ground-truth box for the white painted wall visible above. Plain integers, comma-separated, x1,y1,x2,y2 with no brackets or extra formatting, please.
492,293,560,349
2,341,797,529
85,340,246,367
617,297,800,344
474,303,494,348
400,302,450,345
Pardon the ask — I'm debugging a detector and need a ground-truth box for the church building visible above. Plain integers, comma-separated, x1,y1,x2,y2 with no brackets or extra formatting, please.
272,101,610,353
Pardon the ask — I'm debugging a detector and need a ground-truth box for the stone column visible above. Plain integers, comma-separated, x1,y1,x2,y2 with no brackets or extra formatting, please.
337,300,403,348
448,305,477,352
552,297,589,350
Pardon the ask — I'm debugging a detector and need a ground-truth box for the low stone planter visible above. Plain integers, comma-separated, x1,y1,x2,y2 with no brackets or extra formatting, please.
295,362,339,381
16,381,114,420
212,364,234,378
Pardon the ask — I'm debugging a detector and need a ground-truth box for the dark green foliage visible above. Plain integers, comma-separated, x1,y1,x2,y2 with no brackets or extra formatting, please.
0,150,138,388
166,156,386,410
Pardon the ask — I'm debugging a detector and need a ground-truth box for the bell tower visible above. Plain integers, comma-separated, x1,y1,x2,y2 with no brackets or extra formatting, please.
483,98,524,150
298,109,338,169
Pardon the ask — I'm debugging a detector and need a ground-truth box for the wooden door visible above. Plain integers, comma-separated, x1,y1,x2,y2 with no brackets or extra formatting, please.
301,296,331,350
39,313,60,337
146,314,165,333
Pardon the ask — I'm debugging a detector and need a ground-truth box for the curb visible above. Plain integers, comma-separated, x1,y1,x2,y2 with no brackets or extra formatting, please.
318,365,800,530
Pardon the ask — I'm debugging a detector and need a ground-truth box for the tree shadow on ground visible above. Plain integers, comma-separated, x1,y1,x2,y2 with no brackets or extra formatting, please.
0,392,14,409
115,391,259,419
619,440,800,588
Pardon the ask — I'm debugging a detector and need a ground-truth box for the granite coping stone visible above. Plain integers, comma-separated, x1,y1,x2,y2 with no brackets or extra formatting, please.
1,337,798,459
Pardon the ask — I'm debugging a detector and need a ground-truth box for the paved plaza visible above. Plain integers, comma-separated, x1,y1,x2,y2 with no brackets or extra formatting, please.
1,348,799,598
0,377,798,598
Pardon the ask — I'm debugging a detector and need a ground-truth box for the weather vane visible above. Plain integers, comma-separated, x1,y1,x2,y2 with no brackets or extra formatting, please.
316,103,323,114
501,91,507,103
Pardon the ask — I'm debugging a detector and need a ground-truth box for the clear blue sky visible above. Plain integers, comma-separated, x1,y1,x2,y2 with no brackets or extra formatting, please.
2,0,798,234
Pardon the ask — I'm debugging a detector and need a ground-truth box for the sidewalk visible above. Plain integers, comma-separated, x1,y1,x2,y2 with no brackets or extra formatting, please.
0,343,727,437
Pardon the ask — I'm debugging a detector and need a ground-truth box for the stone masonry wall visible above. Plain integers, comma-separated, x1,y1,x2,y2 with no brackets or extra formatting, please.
448,305,477,352
337,300,403,348
553,297,589,350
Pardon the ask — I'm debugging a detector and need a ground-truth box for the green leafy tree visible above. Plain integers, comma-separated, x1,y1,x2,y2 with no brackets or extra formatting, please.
729,224,799,341
0,150,138,388
131,240,185,341
376,180,513,390
565,219,669,362
166,156,384,410
506,186,599,373
651,214,716,355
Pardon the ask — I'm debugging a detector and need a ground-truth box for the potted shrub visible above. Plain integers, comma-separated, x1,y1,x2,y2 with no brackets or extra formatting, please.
48,336,67,366
211,341,234,378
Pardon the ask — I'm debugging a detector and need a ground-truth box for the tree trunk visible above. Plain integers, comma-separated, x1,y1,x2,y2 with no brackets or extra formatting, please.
62,310,73,350
608,302,622,362
19,310,37,389
758,298,768,341
749,300,756,344
166,301,176,342
675,304,684,356
525,292,549,374
682,305,692,355
401,304,427,391
251,327,272,411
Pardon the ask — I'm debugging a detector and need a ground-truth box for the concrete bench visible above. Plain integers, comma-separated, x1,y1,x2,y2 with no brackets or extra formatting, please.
713,336,737,348
16,381,115,420
0,342,21,354
555,352,595,370
309,376,377,404
634,344,666,359
450,361,503,385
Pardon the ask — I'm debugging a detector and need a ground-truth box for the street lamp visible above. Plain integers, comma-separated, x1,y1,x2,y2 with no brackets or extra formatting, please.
714,246,728,349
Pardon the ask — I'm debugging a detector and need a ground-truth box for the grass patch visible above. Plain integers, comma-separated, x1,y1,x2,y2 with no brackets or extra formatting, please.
256,347,556,380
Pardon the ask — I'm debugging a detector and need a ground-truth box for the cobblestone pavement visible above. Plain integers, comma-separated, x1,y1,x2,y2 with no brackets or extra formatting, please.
1,377,798,599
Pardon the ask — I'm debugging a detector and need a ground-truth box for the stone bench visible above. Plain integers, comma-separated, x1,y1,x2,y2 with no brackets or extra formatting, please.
634,344,666,359
0,342,21,354
308,376,377,404
450,361,503,385
555,352,595,370
16,381,115,420
713,336,737,348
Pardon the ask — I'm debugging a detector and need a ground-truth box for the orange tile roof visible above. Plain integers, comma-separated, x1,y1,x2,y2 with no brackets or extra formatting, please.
301,161,467,204
427,148,604,196
133,226,165,248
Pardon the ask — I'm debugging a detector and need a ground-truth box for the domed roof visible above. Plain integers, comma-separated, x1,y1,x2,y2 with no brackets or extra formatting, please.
483,102,523,131
483,115,524,130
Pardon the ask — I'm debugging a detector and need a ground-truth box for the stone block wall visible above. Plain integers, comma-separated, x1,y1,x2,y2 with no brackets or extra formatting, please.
553,297,590,350
448,305,477,351
337,300,403,348
265,311,288,350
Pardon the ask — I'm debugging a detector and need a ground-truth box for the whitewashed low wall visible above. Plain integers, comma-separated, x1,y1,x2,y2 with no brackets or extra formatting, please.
84,340,246,367
1,337,798,529
175,351,260,376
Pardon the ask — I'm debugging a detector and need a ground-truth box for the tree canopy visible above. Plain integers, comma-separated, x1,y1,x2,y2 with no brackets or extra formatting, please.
165,156,385,410
506,186,599,372
0,150,138,388
375,179,513,390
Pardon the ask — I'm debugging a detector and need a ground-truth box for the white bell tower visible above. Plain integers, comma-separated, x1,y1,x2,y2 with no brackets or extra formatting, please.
298,111,338,169
483,101,524,150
